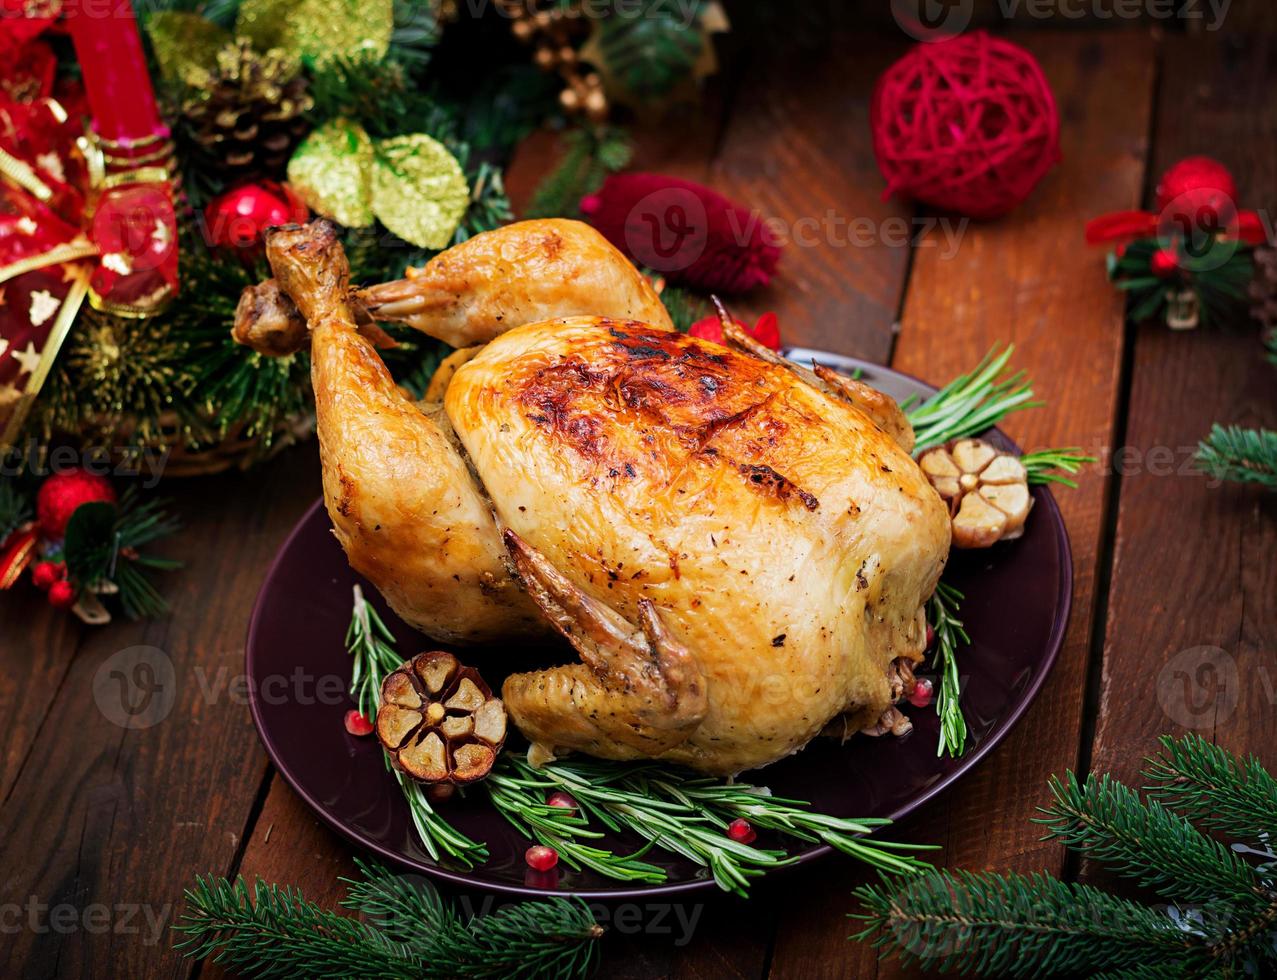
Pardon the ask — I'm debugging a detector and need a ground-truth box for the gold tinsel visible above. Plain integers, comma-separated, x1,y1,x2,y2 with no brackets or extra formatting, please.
146,11,231,87
235,0,394,68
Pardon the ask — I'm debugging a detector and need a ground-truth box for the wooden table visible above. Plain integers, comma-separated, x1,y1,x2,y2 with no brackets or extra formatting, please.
3,16,1275,979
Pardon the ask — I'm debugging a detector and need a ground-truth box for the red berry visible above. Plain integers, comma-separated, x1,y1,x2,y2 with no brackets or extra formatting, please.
908,677,935,708
31,561,63,591
525,844,559,871
344,709,374,736
546,791,578,814
726,818,756,844
1150,247,1180,279
47,579,76,609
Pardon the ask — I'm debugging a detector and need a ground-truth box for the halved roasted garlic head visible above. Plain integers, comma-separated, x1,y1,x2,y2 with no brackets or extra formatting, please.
376,651,507,784
919,438,1033,549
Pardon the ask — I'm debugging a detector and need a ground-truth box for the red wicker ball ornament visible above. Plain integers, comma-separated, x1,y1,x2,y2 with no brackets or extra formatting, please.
871,31,1061,220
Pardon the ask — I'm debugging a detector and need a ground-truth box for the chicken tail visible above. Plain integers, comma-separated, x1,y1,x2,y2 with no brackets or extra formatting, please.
501,529,707,765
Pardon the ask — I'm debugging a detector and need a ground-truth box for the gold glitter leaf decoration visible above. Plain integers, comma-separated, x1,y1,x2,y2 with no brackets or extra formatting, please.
371,135,469,250
287,119,375,228
145,12,231,87
235,0,393,67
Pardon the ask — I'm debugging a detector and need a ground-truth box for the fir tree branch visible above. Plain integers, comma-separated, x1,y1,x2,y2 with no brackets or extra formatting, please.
904,346,1041,454
1195,425,1277,490
0,477,32,543
524,126,632,220
1142,733,1277,841
175,861,603,979
852,869,1214,977
927,582,969,758
1037,772,1268,910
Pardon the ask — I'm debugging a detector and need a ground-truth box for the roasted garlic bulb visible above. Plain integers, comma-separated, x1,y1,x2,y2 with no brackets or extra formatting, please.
376,652,507,784
919,438,1033,549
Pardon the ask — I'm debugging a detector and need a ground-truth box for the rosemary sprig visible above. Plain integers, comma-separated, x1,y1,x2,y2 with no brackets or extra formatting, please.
1020,448,1096,488
345,588,489,867
487,756,931,897
904,346,1041,453
927,582,969,758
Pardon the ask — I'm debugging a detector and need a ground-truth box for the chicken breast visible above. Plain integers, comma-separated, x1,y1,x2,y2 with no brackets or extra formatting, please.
446,317,951,774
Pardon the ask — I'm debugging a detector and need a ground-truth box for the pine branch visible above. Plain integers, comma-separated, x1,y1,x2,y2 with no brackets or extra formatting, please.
175,861,603,979
0,477,32,543
1195,424,1277,490
345,587,489,866
1037,771,1267,910
173,875,420,979
904,346,1041,454
1142,733,1277,841
524,126,632,220
927,582,969,758
1021,448,1096,488
852,869,1214,977
343,858,602,979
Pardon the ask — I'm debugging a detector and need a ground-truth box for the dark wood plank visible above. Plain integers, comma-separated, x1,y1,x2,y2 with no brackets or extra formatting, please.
0,447,320,979
1087,33,1277,793
765,30,1157,978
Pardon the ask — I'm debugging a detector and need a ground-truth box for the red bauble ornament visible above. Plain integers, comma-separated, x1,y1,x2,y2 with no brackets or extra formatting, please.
872,31,1061,220
47,579,76,609
1155,156,1237,230
343,709,374,736
581,173,781,293
1150,247,1180,279
726,818,756,844
205,182,309,252
36,469,117,539
688,311,782,350
31,560,64,591
525,844,559,871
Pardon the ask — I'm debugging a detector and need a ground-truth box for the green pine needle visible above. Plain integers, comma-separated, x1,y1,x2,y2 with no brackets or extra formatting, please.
904,346,1041,454
1195,424,1277,490
524,126,633,220
174,860,602,979
927,582,968,758
0,477,33,543
852,869,1214,977
1037,771,1267,909
1142,733,1277,841
1021,448,1096,488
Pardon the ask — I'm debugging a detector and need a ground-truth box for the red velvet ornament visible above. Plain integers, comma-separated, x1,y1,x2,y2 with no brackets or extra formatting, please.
581,173,781,293
1155,156,1237,229
36,469,117,540
688,311,781,350
871,31,1061,220
205,182,309,252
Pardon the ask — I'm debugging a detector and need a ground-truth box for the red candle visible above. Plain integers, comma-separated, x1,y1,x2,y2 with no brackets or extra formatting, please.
63,0,167,149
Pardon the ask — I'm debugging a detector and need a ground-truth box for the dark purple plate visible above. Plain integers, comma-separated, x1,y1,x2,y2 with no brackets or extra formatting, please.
246,350,1072,898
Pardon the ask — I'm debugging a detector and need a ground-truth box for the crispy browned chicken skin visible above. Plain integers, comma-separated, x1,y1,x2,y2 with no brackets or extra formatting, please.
259,219,950,775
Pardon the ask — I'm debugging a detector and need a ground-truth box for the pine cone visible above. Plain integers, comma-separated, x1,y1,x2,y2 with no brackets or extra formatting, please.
180,39,314,180
1251,246,1277,335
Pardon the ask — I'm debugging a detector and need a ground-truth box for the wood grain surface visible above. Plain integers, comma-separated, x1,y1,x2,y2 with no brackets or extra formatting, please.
2,16,1274,980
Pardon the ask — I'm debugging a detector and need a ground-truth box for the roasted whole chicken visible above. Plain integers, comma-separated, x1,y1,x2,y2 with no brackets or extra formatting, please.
244,219,951,775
